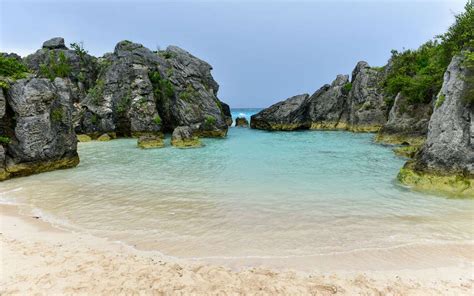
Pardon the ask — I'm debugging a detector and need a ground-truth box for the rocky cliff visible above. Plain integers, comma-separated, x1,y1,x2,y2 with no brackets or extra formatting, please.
0,77,79,180
251,61,388,132
77,41,229,138
398,52,474,197
0,37,231,181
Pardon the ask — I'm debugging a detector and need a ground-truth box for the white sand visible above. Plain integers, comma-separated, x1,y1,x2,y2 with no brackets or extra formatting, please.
1,204,473,295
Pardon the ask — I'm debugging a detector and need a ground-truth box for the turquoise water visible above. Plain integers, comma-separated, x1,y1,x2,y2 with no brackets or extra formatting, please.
1,108,473,268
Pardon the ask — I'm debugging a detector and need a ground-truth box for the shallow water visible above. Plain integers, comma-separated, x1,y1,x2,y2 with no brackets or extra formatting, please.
1,109,473,270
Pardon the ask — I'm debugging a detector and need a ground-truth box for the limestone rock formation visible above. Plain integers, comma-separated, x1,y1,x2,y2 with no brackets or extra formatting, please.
346,62,388,132
250,94,310,130
137,134,165,149
398,53,474,197
307,74,350,130
235,117,249,127
376,93,432,146
77,41,229,138
0,77,79,180
171,126,201,148
24,37,98,98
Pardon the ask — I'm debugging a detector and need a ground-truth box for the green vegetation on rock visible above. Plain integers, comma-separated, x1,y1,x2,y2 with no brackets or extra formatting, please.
0,136,11,144
435,94,446,108
0,56,29,80
51,107,64,122
149,71,175,103
39,51,72,80
87,79,105,104
179,84,198,102
204,115,217,128
383,1,473,105
153,115,162,125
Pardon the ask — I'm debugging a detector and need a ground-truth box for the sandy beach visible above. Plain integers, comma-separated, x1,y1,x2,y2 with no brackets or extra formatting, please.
1,204,473,295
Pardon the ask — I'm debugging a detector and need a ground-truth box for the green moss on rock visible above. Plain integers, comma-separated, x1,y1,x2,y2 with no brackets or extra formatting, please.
77,134,92,142
171,137,202,148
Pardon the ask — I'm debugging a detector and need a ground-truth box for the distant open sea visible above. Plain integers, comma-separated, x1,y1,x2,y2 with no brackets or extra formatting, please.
1,108,473,270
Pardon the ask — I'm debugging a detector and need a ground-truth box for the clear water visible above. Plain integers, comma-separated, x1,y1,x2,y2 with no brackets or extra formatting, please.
1,108,473,268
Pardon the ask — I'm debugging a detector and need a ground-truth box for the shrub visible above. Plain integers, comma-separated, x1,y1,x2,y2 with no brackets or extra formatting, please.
0,56,29,79
70,42,88,61
179,85,198,102
90,114,99,125
39,51,71,80
51,108,64,122
342,82,352,93
117,93,131,113
204,115,216,128
153,115,162,125
149,71,175,102
0,136,11,144
87,79,105,104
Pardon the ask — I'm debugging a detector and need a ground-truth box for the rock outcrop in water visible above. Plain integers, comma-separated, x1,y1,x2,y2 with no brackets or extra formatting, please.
235,117,249,127
0,37,230,180
77,41,229,138
398,53,474,197
0,77,79,180
251,62,388,132
171,126,201,148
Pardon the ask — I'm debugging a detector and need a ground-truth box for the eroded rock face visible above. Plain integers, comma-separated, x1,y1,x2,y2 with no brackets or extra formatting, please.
77,41,229,138
171,126,201,148
307,74,350,130
250,94,310,131
398,53,474,197
347,62,388,132
0,77,79,180
24,38,98,98
376,93,432,145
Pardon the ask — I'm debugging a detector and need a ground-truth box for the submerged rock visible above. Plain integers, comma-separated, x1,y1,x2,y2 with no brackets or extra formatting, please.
97,133,111,141
235,117,249,127
250,94,310,131
137,134,164,149
171,126,201,148
0,77,79,180
77,134,92,142
398,53,474,197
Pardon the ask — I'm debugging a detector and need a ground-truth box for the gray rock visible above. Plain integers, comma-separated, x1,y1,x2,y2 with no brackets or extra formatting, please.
250,94,310,130
171,126,201,148
347,61,388,132
42,37,66,49
1,77,79,180
410,54,474,176
377,92,432,145
235,117,249,127
307,74,350,129
0,88,5,118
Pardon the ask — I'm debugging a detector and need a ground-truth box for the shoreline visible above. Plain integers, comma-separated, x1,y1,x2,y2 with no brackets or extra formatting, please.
1,203,473,295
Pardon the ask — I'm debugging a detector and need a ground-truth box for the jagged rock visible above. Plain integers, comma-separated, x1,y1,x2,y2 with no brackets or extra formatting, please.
77,134,92,142
0,88,5,118
78,41,229,138
221,102,233,126
235,117,249,127
307,74,350,130
137,134,164,149
171,126,201,148
0,145,7,180
398,53,474,197
0,77,79,180
42,37,67,49
24,38,98,98
376,93,432,145
347,61,388,132
250,94,310,131
1,52,22,61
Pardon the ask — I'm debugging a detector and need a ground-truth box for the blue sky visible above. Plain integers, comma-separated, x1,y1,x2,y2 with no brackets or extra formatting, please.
0,0,467,107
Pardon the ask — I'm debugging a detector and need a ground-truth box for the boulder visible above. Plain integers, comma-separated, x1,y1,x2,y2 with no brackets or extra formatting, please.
376,92,432,146
171,126,201,148
97,133,111,141
42,37,67,49
250,94,310,131
76,134,92,142
235,117,249,127
137,134,164,149
398,53,474,197
0,77,79,180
